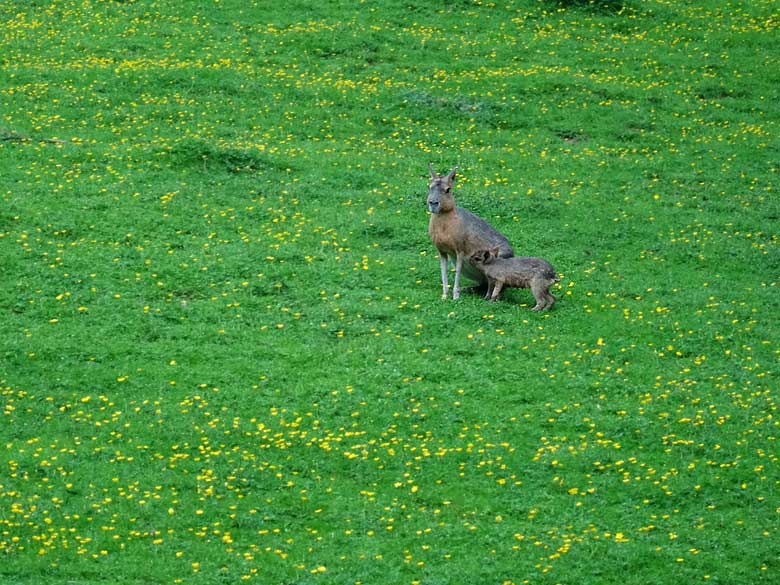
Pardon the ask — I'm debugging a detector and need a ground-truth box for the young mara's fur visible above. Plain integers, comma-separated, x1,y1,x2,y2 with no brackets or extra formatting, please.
470,246,559,311
427,165,514,299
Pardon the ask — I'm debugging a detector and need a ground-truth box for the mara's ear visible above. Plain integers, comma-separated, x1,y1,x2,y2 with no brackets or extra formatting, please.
445,166,458,184
490,246,501,257
428,163,437,179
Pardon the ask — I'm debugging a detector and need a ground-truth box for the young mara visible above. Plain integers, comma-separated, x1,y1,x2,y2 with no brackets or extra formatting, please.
470,246,559,311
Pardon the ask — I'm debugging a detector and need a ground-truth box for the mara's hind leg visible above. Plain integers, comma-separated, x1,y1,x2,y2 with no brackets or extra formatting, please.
530,280,548,311
544,277,558,310
544,290,557,310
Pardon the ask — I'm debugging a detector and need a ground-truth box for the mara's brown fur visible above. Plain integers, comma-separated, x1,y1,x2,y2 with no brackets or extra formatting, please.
470,246,559,311
427,165,513,299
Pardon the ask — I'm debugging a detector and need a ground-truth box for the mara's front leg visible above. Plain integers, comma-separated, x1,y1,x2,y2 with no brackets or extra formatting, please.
488,280,504,302
439,253,450,299
484,278,495,300
452,252,464,300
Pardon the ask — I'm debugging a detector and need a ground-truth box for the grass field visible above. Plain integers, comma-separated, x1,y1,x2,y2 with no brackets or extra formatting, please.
1,0,779,583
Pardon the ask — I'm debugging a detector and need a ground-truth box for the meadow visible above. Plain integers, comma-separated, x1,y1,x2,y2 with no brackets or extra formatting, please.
1,0,779,583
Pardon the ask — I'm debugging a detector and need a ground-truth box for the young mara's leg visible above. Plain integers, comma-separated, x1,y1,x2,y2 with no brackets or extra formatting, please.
484,278,494,300
439,253,450,299
452,252,464,300
544,290,557,310
530,280,548,311
488,280,504,302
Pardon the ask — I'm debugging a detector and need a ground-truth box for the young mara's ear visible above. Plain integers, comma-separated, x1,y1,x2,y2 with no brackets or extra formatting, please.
445,166,458,184
428,163,437,179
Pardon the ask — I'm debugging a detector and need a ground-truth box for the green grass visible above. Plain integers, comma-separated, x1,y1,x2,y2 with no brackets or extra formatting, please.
1,0,778,583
